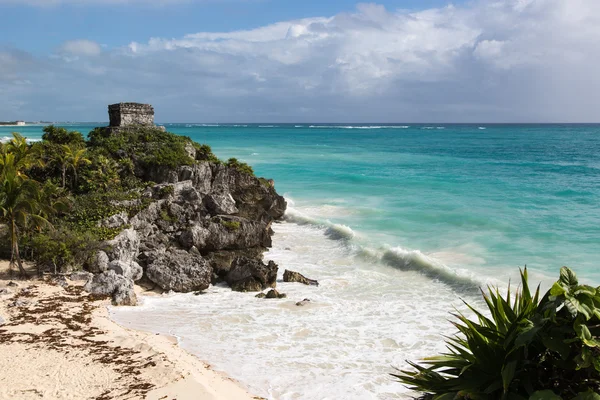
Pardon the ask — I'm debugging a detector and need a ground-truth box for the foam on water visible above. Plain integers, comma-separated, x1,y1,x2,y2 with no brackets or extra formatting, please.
111,220,474,400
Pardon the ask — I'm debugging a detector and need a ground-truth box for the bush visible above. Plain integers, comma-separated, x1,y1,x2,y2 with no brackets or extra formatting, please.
226,158,254,175
29,228,107,273
393,267,600,399
192,143,221,163
88,126,194,170
42,125,85,146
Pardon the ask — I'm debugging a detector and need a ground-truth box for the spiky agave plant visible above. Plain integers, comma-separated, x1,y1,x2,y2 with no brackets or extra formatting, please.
393,268,544,399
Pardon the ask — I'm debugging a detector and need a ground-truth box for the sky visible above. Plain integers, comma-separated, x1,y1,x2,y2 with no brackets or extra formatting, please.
0,0,599,122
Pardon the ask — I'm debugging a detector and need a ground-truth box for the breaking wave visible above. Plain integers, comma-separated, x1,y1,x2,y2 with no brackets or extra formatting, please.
284,203,486,293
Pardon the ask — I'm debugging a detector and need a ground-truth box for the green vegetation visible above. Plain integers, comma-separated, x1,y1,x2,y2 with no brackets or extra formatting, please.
88,126,195,170
226,158,254,175
0,124,246,274
393,267,600,400
220,220,241,231
158,185,174,199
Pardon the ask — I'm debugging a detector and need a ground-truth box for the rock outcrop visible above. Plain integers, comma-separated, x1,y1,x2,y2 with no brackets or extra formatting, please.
80,104,287,303
226,257,278,292
145,248,212,292
84,270,137,306
283,270,319,286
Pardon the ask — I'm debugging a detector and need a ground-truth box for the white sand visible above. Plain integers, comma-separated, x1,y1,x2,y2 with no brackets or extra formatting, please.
0,262,258,400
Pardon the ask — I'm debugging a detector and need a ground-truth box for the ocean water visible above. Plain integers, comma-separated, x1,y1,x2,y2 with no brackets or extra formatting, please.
4,123,600,399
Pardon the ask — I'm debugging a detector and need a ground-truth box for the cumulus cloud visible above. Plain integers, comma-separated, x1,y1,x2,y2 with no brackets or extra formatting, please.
2,0,600,122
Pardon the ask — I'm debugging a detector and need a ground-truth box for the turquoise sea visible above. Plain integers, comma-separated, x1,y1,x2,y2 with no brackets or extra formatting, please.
4,123,600,399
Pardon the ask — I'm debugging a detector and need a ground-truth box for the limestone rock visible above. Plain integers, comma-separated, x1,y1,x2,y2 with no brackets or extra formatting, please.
84,270,137,306
0,288,10,296
283,270,319,286
89,251,110,273
204,192,238,215
265,289,286,299
8,299,30,308
108,260,143,282
106,228,140,265
296,299,311,307
145,249,212,292
226,257,277,292
101,212,129,229
69,271,93,282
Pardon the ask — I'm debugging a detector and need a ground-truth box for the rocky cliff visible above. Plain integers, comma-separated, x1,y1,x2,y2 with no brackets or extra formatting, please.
84,114,286,305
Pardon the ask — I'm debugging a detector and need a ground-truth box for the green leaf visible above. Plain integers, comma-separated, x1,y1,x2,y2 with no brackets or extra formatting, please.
542,333,571,360
529,390,562,400
550,282,566,297
560,267,578,288
501,361,517,393
572,390,600,400
575,322,593,341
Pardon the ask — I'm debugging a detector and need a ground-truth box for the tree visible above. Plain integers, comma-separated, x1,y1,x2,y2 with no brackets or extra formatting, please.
42,125,85,146
0,165,49,276
0,133,56,276
63,145,91,189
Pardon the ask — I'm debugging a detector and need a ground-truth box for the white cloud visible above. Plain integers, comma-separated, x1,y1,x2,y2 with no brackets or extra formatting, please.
3,0,600,122
58,39,102,57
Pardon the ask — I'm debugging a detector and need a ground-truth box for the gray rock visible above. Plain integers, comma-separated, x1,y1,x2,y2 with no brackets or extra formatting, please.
83,270,137,306
0,288,10,296
7,282,18,287
265,289,286,299
283,270,319,286
48,275,68,287
106,228,140,265
8,299,29,308
255,292,266,298
0,315,5,326
101,212,129,229
179,224,211,249
226,257,278,292
145,249,212,293
204,192,238,215
89,251,110,273
69,271,93,282
296,299,311,307
108,260,143,282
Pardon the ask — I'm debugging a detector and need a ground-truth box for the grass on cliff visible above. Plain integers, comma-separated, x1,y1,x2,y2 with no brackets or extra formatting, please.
393,267,600,400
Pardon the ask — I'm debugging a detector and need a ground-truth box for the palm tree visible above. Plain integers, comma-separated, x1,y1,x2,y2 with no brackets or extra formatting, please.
0,133,38,179
0,133,54,276
62,145,91,189
0,166,49,276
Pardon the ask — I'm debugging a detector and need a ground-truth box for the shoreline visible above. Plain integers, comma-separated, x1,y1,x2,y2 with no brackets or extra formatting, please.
0,262,259,400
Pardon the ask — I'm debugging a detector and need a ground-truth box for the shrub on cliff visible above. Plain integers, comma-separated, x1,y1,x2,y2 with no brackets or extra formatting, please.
393,267,600,399
88,126,194,170
227,158,254,175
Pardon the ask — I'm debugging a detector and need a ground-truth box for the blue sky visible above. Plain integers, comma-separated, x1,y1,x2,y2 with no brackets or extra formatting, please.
1,0,461,53
0,0,599,122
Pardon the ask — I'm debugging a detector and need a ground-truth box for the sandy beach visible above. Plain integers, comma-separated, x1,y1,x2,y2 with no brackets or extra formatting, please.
0,262,258,400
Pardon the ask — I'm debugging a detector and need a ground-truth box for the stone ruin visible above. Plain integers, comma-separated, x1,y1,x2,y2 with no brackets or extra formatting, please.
108,103,155,127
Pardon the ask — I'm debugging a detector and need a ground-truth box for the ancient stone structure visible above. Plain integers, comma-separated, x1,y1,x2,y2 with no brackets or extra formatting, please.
108,103,154,127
